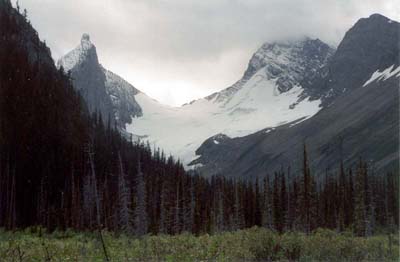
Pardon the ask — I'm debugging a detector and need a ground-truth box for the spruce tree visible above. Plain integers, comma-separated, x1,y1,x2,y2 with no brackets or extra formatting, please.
254,178,262,226
173,182,181,234
117,152,133,234
280,172,288,231
134,158,148,236
354,160,367,236
273,173,281,232
338,161,346,231
300,143,311,233
346,168,354,227
215,184,225,233
262,176,273,230
159,182,167,234
309,174,318,232
233,181,244,230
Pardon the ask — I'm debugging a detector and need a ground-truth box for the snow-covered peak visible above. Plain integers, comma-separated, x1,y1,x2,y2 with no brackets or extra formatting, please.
246,37,334,91
58,33,144,126
126,37,334,167
128,66,322,167
204,37,334,105
57,33,96,72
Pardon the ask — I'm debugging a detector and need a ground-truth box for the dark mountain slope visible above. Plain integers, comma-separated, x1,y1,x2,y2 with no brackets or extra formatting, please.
191,14,400,180
57,34,116,126
306,14,400,105
0,0,185,231
0,0,89,227
193,76,399,179
58,34,143,128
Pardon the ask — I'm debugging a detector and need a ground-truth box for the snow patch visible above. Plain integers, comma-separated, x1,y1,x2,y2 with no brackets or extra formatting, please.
363,65,400,87
125,38,332,168
289,117,307,127
127,68,321,167
189,163,204,169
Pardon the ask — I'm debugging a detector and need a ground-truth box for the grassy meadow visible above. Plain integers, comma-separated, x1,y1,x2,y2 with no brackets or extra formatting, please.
0,227,398,261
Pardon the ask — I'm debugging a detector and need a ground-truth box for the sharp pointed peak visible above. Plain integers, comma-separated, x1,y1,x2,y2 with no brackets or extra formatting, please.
81,33,90,42
57,33,97,71
79,33,94,50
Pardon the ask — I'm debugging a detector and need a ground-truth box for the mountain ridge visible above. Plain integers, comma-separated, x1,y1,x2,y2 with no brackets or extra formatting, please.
305,13,400,106
201,36,335,106
191,13,400,178
126,36,332,165
57,13,398,175
57,34,143,127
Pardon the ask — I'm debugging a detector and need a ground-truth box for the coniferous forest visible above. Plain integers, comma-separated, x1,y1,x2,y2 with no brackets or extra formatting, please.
0,0,399,260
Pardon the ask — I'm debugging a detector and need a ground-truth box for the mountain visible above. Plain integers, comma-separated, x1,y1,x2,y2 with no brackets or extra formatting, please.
57,34,142,127
126,37,334,165
0,0,188,231
102,67,142,125
206,37,334,103
1,0,398,239
191,14,400,179
305,13,400,106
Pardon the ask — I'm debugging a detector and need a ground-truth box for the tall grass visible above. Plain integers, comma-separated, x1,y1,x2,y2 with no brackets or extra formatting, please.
0,227,398,261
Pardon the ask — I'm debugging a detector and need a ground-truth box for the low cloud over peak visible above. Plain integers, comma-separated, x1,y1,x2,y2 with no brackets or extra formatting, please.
15,0,398,106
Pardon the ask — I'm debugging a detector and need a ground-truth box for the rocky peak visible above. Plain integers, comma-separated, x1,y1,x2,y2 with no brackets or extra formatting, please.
81,33,90,43
80,33,94,51
244,37,334,93
205,37,334,104
305,13,400,105
58,34,143,128
57,33,97,72
57,33,113,124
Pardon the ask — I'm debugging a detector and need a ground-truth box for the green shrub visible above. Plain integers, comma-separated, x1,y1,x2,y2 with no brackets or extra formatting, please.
0,227,398,261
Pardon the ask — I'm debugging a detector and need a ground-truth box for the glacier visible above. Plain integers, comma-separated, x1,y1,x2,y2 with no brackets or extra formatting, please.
126,37,334,167
127,69,321,167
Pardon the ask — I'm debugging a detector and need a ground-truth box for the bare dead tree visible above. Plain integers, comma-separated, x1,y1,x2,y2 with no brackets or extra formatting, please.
173,182,181,234
159,181,166,234
82,169,94,228
233,182,244,231
118,152,133,234
183,179,195,233
87,143,110,261
134,156,148,237
8,170,16,229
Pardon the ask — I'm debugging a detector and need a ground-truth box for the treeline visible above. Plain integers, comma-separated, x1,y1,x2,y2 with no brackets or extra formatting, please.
0,0,187,234
93,144,397,237
0,0,398,238
209,146,399,237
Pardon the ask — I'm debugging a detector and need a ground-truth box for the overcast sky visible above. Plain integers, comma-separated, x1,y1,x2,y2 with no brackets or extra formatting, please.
15,0,398,106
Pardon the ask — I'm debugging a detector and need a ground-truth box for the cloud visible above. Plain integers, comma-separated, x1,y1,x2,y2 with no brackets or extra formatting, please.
16,0,399,106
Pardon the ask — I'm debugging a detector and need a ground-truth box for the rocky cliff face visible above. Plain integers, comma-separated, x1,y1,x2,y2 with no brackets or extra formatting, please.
305,14,400,106
58,34,142,127
191,14,400,179
205,37,334,105
127,37,333,165
102,67,142,125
